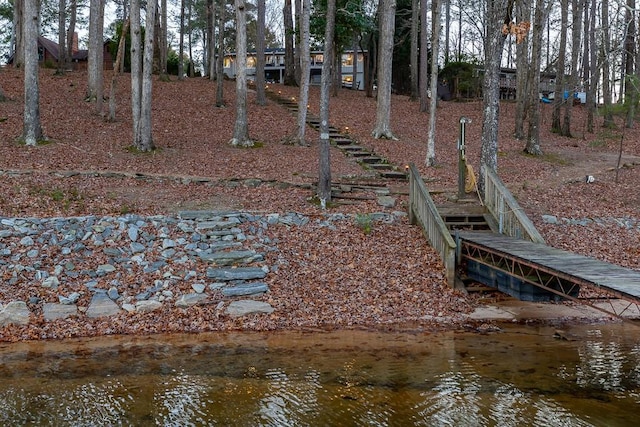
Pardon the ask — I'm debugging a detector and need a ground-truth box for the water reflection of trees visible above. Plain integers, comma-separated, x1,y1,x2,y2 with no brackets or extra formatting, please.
413,361,593,427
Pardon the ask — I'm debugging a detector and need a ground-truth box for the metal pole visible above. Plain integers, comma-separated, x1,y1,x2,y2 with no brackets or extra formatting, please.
458,117,471,199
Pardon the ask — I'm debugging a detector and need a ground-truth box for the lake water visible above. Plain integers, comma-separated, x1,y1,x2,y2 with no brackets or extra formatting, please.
0,323,639,426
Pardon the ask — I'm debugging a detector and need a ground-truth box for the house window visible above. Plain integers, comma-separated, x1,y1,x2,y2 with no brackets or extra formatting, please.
314,54,323,65
342,53,354,66
247,56,256,68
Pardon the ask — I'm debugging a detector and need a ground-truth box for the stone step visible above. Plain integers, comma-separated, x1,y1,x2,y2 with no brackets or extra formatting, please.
379,170,408,180
368,163,394,170
358,156,384,164
332,138,353,145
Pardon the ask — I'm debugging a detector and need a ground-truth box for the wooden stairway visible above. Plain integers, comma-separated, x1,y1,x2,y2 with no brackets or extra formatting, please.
437,204,497,233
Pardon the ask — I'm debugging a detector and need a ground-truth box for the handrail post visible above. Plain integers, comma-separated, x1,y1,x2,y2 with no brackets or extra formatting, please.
458,117,472,199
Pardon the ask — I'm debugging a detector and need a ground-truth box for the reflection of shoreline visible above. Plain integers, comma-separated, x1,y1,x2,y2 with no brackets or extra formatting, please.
0,325,638,425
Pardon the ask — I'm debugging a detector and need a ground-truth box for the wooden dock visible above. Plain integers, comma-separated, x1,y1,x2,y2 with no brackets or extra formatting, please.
457,231,640,319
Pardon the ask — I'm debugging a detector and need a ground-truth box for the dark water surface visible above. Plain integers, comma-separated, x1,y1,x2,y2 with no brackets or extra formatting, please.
1,323,639,426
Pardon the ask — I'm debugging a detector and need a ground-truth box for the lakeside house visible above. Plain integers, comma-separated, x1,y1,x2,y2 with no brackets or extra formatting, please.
223,48,367,90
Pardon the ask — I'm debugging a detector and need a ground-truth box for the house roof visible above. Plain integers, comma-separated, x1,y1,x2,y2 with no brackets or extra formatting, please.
38,36,89,61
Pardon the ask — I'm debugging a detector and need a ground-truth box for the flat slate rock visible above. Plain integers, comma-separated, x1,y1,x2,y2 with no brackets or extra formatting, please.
222,282,269,297
0,301,31,326
86,293,121,318
175,293,208,308
226,300,275,317
43,303,78,320
199,251,263,266
206,267,267,281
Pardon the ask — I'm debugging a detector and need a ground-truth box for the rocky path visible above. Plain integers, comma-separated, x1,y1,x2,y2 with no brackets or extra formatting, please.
0,210,407,329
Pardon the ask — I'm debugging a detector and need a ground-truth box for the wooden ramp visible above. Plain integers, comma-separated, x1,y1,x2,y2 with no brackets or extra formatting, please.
457,231,640,320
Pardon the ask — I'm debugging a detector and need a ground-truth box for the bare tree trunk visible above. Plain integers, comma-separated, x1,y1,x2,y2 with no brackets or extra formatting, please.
256,0,266,105
57,0,67,74
626,0,638,128
13,0,24,68
419,0,428,111
372,0,397,140
409,0,419,101
525,0,548,156
318,0,336,203
188,0,194,77
216,0,225,106
138,0,157,151
295,0,311,145
479,0,514,192
206,0,215,78
552,0,568,133
88,0,105,116
160,0,169,79
130,0,142,146
426,0,441,166
444,0,450,64
22,0,43,145
602,0,614,127
283,0,296,86
514,0,530,140
294,0,302,85
562,0,584,137
586,0,596,132
230,0,252,147
108,19,129,122
351,36,358,90
179,0,185,80
66,0,77,66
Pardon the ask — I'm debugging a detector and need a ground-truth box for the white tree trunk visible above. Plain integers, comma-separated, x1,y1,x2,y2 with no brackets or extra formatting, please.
88,0,105,115
22,0,42,145
138,0,157,151
296,0,311,145
229,0,252,147
256,0,266,104
372,0,397,140
318,0,336,203
419,0,428,111
426,0,441,166
216,0,225,106
130,0,142,147
479,0,513,191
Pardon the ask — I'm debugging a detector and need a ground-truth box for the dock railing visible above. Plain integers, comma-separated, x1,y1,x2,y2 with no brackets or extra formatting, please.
408,164,457,287
483,168,546,244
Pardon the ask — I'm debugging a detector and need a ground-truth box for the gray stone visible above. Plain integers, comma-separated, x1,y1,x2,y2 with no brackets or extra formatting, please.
377,195,396,208
206,267,267,281
27,249,39,258
43,303,77,320
86,293,121,318
0,301,31,326
42,276,60,289
226,300,275,317
97,264,116,274
162,239,176,249
199,250,263,266
103,248,122,257
59,292,80,305
135,300,163,313
130,242,146,253
222,282,269,297
108,287,120,300
20,236,34,246
542,214,558,224
128,226,139,242
192,283,206,294
175,293,208,308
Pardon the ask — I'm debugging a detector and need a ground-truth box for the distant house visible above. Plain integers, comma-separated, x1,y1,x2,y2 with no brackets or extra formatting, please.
8,35,113,71
223,48,367,90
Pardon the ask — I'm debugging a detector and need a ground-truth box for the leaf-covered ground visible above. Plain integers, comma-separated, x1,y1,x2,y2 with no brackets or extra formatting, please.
0,67,638,341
